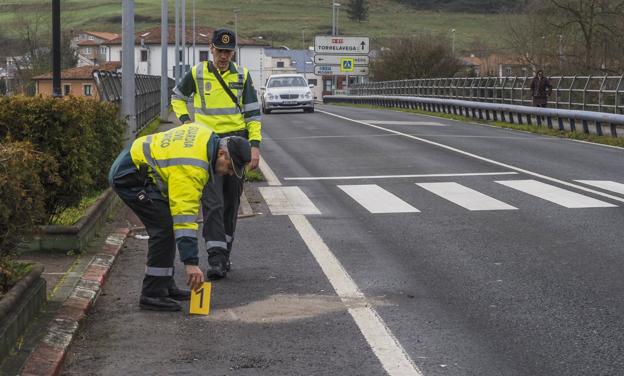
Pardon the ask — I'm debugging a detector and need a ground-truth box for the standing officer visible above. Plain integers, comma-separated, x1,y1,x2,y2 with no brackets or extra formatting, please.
108,123,251,311
171,28,261,280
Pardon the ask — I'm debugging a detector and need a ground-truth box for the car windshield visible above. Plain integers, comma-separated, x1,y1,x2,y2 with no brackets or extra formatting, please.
268,77,307,88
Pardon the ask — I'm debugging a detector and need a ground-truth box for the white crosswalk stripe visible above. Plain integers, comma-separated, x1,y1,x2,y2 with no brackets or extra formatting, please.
496,179,617,208
416,182,517,211
338,184,420,213
259,186,321,215
574,180,624,196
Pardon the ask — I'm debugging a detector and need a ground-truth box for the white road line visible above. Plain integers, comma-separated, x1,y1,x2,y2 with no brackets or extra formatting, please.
496,179,617,208
259,186,321,215
417,182,517,211
318,109,624,204
339,184,420,213
575,180,624,195
258,158,422,376
358,120,446,126
259,156,281,186
284,171,518,181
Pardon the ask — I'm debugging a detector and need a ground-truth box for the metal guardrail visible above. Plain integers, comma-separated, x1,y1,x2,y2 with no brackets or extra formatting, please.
350,76,624,114
92,70,174,134
323,95,624,138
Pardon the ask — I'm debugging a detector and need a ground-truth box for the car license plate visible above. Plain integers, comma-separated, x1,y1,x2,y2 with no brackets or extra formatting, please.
283,100,296,105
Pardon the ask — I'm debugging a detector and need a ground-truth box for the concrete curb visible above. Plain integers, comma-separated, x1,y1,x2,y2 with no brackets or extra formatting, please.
19,228,129,376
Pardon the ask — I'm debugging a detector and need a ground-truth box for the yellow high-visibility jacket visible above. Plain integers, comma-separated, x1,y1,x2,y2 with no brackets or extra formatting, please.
171,61,262,147
130,123,218,264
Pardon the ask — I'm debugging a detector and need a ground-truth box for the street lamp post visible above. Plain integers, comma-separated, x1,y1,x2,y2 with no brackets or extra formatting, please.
234,9,240,64
160,0,168,120
331,3,341,95
52,0,61,97
451,28,456,56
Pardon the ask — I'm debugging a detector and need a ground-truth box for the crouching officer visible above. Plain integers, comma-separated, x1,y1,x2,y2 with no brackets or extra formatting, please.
108,123,251,311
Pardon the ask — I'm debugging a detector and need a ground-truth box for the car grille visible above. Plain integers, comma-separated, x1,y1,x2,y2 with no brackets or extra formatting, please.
280,94,298,99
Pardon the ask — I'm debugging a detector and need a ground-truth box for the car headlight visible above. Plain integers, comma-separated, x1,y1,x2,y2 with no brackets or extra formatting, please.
304,91,312,99
266,93,276,101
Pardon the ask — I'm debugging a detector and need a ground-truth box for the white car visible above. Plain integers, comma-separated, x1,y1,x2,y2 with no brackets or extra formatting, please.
261,74,314,114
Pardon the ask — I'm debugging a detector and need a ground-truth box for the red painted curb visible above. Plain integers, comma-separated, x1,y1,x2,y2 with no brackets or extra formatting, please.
19,227,129,376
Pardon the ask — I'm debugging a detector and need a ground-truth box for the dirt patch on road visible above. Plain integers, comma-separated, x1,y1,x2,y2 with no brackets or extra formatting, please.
208,293,346,323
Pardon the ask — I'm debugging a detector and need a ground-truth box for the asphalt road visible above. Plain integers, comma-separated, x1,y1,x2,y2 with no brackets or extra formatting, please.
63,104,624,376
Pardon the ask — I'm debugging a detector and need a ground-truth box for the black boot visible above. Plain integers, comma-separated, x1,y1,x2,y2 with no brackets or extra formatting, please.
207,248,228,280
139,295,182,311
168,285,191,301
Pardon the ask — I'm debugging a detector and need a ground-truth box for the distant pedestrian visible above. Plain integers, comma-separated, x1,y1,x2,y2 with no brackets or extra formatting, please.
530,70,552,108
108,123,251,311
171,28,262,281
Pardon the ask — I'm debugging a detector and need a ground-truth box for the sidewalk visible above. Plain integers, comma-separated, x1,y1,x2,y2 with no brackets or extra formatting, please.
0,112,260,375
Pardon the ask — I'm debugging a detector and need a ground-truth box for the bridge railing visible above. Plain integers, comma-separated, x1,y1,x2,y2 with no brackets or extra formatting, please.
350,76,624,114
323,95,624,138
92,70,174,135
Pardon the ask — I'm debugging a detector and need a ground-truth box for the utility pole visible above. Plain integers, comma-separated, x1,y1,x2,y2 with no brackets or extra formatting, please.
302,29,305,50
52,0,61,97
122,0,136,142
160,0,169,121
558,34,563,70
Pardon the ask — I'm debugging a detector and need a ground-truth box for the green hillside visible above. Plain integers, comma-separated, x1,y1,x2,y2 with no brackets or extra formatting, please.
0,0,520,53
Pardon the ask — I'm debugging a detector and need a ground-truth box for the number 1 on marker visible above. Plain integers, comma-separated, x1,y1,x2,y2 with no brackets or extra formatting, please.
190,282,211,315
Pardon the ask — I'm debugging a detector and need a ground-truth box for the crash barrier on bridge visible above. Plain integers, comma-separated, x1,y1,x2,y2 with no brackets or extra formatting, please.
323,95,624,138
350,76,624,115
92,70,174,134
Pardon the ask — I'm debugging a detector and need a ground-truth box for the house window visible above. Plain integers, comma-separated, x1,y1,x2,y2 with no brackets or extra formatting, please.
64,84,71,95
199,50,209,61
179,50,183,61
276,61,284,68
88,35,94,40
83,84,92,96
324,79,332,92
99,46,107,54
83,47,92,54
308,79,317,86
505,67,512,76
141,50,148,62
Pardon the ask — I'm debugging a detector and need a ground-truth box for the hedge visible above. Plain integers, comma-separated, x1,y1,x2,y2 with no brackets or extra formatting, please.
0,96,125,258
0,142,50,256
0,96,125,215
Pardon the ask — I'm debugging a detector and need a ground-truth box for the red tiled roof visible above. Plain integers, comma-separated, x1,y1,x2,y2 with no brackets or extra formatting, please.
33,62,121,80
77,40,98,46
105,26,266,46
86,31,120,41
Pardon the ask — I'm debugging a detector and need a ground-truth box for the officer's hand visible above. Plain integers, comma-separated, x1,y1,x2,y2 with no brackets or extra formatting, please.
185,265,204,291
249,146,260,170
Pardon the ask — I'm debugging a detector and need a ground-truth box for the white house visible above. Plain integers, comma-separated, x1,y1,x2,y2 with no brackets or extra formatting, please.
103,26,269,88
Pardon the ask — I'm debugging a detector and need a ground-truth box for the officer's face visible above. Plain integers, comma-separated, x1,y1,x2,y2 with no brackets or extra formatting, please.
215,150,235,176
211,47,235,71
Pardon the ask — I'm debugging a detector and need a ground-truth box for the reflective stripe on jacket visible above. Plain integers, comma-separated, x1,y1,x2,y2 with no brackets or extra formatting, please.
171,61,262,144
129,123,215,249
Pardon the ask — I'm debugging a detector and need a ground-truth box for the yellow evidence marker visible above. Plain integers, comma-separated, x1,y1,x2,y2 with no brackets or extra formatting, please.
190,282,212,315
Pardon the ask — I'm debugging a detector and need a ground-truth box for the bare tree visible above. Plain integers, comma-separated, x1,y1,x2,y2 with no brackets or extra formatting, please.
371,34,464,80
507,0,624,74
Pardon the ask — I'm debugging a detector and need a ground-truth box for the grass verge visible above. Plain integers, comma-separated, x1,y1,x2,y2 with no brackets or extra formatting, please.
49,191,103,226
137,116,162,138
245,167,265,182
332,102,624,148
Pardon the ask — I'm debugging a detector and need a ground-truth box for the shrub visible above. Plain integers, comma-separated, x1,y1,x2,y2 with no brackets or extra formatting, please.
0,142,52,258
0,96,125,215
